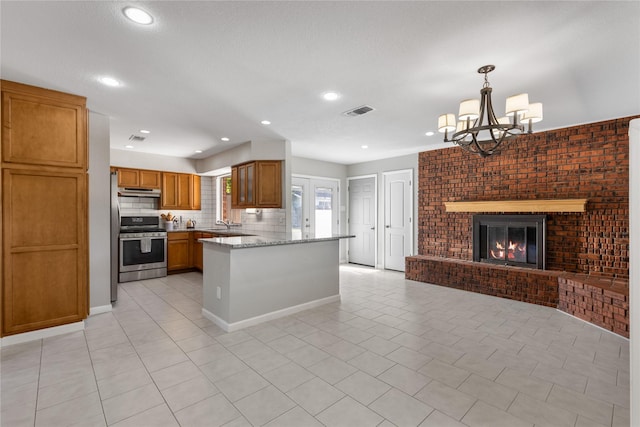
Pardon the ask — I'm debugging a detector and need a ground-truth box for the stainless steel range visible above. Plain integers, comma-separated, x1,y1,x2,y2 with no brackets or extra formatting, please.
119,216,167,283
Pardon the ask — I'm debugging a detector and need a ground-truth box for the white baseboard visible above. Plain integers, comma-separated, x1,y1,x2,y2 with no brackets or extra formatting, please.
202,294,341,333
90,304,113,316
0,321,85,348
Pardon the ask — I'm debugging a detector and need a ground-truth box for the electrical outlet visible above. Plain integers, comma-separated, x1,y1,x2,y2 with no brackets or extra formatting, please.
216,286,221,299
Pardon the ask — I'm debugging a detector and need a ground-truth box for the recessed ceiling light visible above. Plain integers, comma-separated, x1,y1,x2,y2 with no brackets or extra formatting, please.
425,131,435,136
221,137,230,142
123,7,154,25
125,145,134,149
361,145,369,149
99,76,121,87
261,120,271,125
140,129,150,134
195,150,203,154
323,92,340,101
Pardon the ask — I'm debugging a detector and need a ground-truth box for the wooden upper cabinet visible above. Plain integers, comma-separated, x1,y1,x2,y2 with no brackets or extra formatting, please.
116,168,161,189
256,161,282,207
1,80,87,169
191,175,201,210
161,172,179,208
117,168,140,187
161,172,200,210
140,169,161,189
231,166,239,207
177,173,191,208
231,160,282,208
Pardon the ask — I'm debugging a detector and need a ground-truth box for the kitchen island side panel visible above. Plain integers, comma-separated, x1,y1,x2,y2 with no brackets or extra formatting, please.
202,245,231,322
202,239,339,327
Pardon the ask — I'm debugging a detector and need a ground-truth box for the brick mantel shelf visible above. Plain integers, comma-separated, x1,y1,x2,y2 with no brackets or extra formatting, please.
444,198,588,213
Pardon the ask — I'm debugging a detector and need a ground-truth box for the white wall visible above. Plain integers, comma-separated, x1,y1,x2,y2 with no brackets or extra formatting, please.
196,142,252,174
629,118,639,427
195,139,289,175
347,153,419,269
111,149,197,173
88,112,112,311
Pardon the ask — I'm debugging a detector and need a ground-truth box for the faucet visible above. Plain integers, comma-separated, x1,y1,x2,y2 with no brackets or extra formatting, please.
216,219,232,230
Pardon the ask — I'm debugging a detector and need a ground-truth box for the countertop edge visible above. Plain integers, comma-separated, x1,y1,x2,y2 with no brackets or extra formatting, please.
200,234,355,249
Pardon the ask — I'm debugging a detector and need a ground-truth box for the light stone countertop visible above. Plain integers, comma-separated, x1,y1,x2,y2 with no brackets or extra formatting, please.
199,232,354,249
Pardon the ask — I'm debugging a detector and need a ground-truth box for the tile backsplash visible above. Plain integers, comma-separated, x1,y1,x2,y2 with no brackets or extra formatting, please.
239,209,286,233
118,176,286,233
119,176,216,228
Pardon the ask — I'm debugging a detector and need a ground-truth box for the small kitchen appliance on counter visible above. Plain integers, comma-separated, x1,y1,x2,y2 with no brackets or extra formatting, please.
186,219,196,229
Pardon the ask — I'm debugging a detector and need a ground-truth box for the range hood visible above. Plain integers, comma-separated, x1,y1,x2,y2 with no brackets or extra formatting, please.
118,187,161,198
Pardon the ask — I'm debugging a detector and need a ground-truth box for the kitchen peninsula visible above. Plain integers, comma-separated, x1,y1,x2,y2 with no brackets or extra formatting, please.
200,232,353,332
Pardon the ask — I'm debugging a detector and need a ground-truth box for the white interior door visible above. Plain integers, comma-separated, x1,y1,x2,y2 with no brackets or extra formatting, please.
348,176,376,266
292,176,339,238
384,170,412,271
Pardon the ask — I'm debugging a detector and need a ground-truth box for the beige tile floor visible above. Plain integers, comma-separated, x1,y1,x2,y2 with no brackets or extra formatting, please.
0,265,630,427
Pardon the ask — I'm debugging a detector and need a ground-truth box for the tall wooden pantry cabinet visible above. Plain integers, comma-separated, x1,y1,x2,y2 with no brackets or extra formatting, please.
1,80,88,336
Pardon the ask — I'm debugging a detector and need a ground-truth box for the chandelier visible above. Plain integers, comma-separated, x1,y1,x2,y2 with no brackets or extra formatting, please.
438,65,543,157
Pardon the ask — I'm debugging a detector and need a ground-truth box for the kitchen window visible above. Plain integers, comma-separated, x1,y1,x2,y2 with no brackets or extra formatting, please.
216,174,241,223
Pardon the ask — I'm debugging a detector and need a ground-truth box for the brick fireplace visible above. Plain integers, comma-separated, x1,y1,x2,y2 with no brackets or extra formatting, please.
406,116,637,337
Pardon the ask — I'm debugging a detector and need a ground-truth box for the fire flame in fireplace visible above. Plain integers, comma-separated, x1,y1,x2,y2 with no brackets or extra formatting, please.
490,240,526,261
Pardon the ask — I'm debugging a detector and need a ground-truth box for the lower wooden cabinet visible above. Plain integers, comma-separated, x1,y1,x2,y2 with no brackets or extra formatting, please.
167,232,191,272
168,231,213,272
2,168,87,336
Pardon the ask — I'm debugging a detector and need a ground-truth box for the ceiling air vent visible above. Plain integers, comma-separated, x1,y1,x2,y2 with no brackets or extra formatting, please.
343,105,375,117
129,135,146,142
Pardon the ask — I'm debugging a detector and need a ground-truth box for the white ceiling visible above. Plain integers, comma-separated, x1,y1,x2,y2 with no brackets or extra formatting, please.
1,1,638,165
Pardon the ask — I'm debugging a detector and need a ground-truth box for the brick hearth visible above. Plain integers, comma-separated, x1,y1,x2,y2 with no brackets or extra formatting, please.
406,255,560,307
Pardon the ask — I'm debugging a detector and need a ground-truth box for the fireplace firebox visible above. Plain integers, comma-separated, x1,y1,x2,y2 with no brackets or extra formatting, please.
473,214,546,269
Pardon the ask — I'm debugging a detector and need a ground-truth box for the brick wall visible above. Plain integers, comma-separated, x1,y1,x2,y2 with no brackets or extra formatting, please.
558,274,629,338
418,116,637,278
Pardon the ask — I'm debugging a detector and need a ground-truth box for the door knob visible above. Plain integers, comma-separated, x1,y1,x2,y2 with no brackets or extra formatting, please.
370,227,375,230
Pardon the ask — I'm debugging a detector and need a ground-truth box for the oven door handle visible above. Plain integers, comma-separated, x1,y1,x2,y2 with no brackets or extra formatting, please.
119,236,167,241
